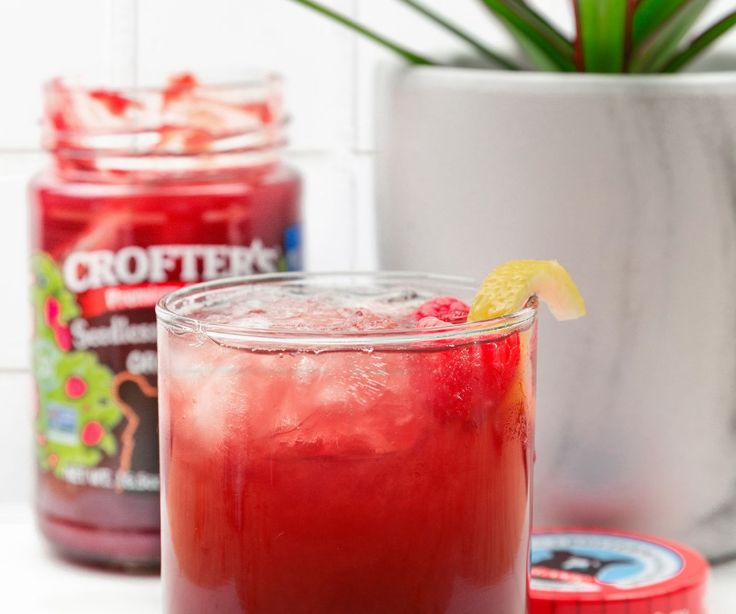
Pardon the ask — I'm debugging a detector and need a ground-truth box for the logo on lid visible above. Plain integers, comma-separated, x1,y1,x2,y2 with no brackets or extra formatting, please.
531,532,684,593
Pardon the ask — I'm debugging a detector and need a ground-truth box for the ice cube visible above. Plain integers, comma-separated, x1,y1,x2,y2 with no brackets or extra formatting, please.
266,350,427,458
162,331,239,449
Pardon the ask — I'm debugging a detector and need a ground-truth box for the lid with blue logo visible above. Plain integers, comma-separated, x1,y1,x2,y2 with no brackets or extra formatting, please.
530,528,709,614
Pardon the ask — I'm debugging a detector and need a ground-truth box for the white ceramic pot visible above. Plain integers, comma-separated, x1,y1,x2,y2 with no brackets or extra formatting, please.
375,67,736,559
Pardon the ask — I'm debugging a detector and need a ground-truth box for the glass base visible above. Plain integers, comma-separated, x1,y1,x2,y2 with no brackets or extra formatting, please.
39,513,160,571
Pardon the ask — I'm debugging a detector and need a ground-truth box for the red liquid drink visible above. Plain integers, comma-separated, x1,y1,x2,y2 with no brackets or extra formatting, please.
157,274,537,613
30,74,301,567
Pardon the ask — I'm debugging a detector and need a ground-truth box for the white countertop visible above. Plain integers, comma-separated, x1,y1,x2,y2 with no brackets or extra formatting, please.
1,504,734,613
1,504,160,614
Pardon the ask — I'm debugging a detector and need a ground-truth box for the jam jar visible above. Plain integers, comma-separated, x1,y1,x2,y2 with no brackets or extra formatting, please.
29,73,301,567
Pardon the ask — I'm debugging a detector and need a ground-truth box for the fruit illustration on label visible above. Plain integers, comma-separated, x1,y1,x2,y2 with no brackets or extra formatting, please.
81,421,104,447
64,375,87,399
32,253,124,476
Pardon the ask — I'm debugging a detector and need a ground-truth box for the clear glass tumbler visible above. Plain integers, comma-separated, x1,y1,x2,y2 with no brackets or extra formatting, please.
156,273,538,613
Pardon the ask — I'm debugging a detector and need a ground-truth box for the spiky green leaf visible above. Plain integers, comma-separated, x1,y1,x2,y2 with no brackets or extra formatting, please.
479,0,576,71
575,0,630,72
288,0,435,65
664,11,736,72
633,0,689,47
630,0,710,72
396,0,520,69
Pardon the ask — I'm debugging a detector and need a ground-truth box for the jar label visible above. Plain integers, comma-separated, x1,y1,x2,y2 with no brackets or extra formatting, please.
32,237,299,492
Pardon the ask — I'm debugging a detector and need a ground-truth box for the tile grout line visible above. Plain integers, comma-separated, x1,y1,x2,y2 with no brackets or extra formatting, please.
349,0,361,271
132,0,141,87
109,0,139,87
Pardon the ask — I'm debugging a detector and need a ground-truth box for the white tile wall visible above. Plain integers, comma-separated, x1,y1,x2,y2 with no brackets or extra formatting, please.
0,154,37,370
354,0,520,151
0,0,119,149
0,373,34,504
2,0,736,503
137,0,357,151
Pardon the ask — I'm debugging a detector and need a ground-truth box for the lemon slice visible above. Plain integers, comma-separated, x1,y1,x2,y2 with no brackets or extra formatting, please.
468,260,586,322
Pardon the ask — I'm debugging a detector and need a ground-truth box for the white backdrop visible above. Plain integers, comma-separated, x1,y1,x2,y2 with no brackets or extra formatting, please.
1,0,735,507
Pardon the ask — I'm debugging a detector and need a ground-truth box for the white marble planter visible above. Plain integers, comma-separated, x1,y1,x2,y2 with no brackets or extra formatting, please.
376,67,736,559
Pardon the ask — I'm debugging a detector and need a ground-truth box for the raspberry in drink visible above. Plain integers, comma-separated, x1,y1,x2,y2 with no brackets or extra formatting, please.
30,74,301,567
157,273,538,613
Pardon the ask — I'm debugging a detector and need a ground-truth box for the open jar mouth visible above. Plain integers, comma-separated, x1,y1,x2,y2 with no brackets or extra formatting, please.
43,72,287,176
156,272,538,350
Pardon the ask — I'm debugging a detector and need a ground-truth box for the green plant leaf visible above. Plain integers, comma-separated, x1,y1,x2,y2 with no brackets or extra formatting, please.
630,0,710,72
633,0,687,48
663,10,736,72
574,0,630,72
396,0,521,69
479,0,576,71
287,0,435,65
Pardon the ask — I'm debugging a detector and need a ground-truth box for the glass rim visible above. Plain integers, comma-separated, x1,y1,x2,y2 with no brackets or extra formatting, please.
155,272,538,348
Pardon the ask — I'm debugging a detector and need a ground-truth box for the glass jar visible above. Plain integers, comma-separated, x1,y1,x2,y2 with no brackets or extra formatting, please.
29,73,301,568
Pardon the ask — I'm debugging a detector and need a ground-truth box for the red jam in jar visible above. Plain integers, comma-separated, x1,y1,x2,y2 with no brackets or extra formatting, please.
29,73,301,568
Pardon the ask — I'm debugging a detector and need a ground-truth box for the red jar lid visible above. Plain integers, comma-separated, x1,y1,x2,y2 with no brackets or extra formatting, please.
530,528,709,614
